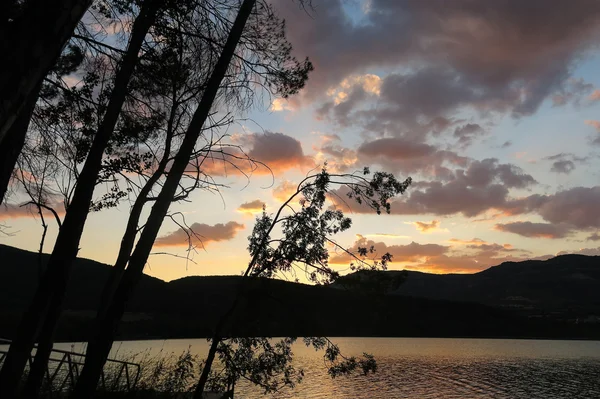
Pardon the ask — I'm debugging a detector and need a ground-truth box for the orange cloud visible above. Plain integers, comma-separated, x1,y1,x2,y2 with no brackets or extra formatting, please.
237,200,265,214
410,220,445,233
330,235,538,274
155,221,245,247
585,120,600,132
448,238,489,246
270,98,294,112
589,89,600,102
272,180,298,202
0,201,65,221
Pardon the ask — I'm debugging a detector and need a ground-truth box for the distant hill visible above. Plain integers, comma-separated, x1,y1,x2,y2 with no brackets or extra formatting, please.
0,244,599,341
341,255,600,319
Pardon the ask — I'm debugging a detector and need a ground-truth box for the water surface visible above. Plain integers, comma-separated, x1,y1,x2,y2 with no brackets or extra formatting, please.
46,338,600,398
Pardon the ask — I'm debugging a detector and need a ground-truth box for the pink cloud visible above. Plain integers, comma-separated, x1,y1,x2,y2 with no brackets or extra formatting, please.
200,132,314,177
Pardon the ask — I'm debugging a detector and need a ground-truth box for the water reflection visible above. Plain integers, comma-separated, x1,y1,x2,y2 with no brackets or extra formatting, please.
237,355,600,399
237,338,600,399
47,338,600,398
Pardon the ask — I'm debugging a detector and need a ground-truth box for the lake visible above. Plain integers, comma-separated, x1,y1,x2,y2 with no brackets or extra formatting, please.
48,337,600,398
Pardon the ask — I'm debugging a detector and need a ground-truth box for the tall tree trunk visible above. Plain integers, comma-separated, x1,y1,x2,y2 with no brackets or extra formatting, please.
0,5,159,398
98,106,176,318
70,1,256,397
19,303,57,399
195,338,220,397
0,0,92,144
194,278,251,397
0,83,38,204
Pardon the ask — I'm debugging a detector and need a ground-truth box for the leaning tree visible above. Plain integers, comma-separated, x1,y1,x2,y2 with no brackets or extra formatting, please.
192,166,411,398
0,0,173,395
71,0,314,396
0,0,92,144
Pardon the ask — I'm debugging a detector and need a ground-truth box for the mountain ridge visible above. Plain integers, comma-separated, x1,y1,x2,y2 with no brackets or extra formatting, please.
1,244,599,341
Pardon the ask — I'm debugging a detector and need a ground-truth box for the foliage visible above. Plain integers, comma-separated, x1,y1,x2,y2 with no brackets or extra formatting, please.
195,165,411,395
247,166,412,284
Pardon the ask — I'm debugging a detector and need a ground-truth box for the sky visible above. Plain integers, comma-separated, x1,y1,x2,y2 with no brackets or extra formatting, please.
2,0,600,282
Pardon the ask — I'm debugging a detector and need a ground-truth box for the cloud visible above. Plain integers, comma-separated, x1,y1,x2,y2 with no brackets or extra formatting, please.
586,120,600,131
201,131,314,176
586,232,600,241
0,201,65,221
543,152,587,174
550,160,576,174
362,233,412,239
155,221,245,247
453,123,486,148
329,157,538,218
392,159,535,217
356,137,468,177
411,220,443,233
529,187,600,229
270,98,294,112
330,235,540,274
585,120,600,145
495,221,573,239
276,0,600,137
237,200,265,214
557,247,600,256
330,236,449,264
272,180,298,202
313,136,358,173
588,89,600,102
551,78,596,106
501,186,600,233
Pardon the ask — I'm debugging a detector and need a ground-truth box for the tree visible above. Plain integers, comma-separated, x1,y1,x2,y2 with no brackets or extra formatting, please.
0,1,164,396
71,0,313,396
0,85,38,204
0,0,92,143
193,167,411,397
0,40,87,205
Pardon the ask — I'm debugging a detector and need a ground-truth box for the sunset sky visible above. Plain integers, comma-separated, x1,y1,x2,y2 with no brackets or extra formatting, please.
2,0,600,282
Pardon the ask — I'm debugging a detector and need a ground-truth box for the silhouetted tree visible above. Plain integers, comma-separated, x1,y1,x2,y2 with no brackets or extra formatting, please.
0,41,86,205
71,0,313,396
0,0,92,143
193,166,411,397
0,1,164,396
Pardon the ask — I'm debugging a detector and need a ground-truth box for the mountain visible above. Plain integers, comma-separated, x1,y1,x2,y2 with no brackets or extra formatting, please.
0,244,599,341
376,255,599,319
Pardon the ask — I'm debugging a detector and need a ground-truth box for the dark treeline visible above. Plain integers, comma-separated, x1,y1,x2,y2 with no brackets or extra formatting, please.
2,244,599,342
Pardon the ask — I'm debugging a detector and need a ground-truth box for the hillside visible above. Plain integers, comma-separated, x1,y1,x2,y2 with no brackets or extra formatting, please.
0,244,599,341
381,255,600,319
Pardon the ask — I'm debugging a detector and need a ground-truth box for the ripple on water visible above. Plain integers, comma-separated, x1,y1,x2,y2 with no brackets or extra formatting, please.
237,350,600,398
